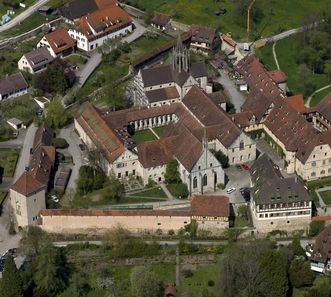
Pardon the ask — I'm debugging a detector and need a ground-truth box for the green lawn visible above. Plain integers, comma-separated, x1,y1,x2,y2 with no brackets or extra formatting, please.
0,94,38,125
69,186,166,209
0,13,52,38
64,54,87,66
129,186,168,198
128,0,327,40
152,126,167,137
320,190,331,205
0,148,20,177
166,183,188,199
257,34,330,106
178,262,220,296
233,216,250,228
309,86,331,107
81,34,169,98
132,129,157,144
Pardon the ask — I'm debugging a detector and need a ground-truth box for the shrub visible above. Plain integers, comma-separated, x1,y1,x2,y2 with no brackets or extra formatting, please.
309,221,325,237
53,138,69,149
208,280,215,287
182,269,193,278
217,183,225,190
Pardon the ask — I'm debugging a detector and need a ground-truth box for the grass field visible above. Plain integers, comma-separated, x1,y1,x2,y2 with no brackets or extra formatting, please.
82,34,169,98
0,13,51,38
130,186,167,198
320,190,331,205
126,0,327,40
309,86,331,107
0,148,20,177
0,94,38,124
233,216,250,228
178,262,220,295
132,129,157,144
153,125,167,137
257,34,330,106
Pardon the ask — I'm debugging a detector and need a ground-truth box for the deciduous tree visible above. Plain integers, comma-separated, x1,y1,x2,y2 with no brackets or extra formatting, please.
130,266,161,297
165,159,181,184
45,99,68,129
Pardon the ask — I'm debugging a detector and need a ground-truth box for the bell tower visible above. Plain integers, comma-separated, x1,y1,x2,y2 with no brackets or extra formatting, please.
171,33,189,72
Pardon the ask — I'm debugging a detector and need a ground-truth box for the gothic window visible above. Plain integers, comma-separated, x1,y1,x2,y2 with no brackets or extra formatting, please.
203,174,207,186
193,177,197,188
321,170,325,175
239,141,244,150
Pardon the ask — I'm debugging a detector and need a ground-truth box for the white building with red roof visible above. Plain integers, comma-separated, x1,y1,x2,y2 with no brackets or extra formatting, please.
68,3,133,51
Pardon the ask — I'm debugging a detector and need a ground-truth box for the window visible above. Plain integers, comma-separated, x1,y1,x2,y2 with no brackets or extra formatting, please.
125,171,129,177
132,169,136,175
118,173,121,178
232,148,234,153
321,170,325,175
270,222,274,225
312,161,316,167
157,223,161,225
239,141,244,150
193,177,197,188
210,163,212,167
203,174,207,186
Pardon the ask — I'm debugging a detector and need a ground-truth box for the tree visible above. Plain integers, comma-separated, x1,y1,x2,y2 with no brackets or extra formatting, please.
260,250,289,297
103,225,131,249
289,237,306,257
0,256,23,297
210,149,229,168
237,205,249,221
45,99,68,129
297,64,316,96
324,60,331,81
184,219,198,238
105,172,124,202
309,221,325,237
70,273,90,297
34,245,68,297
289,259,314,288
101,83,130,111
19,226,49,257
77,165,106,195
165,159,181,184
130,266,161,297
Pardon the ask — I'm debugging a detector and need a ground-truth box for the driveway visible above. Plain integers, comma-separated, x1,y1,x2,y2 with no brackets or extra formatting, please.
213,165,252,204
215,68,247,112
0,0,50,33
77,20,147,86
13,124,38,182
0,129,26,148
58,124,83,191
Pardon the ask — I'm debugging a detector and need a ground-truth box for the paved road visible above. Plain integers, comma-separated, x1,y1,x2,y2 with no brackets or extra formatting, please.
53,238,314,248
13,124,38,182
215,68,247,112
77,20,147,86
59,124,83,191
0,129,26,148
0,0,49,33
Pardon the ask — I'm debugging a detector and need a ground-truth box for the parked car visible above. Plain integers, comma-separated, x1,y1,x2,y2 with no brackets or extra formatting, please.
241,163,249,170
239,187,249,193
7,248,17,258
51,195,59,203
235,164,242,171
226,187,236,194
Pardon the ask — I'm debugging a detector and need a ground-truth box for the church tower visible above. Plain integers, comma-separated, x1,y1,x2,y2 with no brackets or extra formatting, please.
171,33,189,72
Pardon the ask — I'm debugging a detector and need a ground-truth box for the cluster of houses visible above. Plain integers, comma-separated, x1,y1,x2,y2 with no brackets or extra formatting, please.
4,0,331,258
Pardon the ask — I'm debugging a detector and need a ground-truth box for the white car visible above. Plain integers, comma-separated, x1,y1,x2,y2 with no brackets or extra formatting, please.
51,195,59,203
226,187,236,194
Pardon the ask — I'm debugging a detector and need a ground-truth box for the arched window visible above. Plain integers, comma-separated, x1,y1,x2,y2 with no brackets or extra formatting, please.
203,174,207,186
239,141,244,150
214,173,217,185
193,177,197,188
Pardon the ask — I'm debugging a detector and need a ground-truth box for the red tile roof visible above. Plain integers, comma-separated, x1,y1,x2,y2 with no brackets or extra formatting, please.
11,171,46,196
285,94,309,113
44,28,76,55
190,195,229,217
75,101,125,163
268,70,288,83
222,34,236,47
151,12,171,27
74,4,132,41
